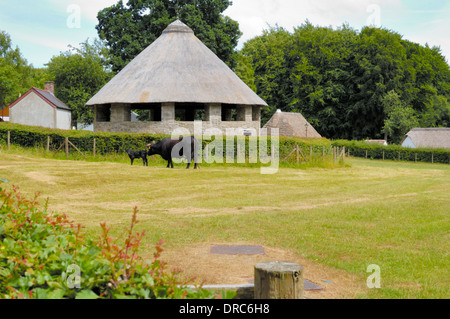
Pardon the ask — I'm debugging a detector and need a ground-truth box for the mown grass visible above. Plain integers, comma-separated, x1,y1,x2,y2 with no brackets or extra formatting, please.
0,145,448,299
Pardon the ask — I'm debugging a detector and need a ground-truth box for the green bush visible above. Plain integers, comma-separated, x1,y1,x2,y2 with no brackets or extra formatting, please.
0,186,219,299
0,122,334,164
333,139,450,164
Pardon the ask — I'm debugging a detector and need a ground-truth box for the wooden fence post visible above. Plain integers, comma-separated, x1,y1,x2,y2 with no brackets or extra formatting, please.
254,261,304,299
7,131,10,151
296,145,300,164
65,137,69,157
322,146,325,162
47,136,50,152
93,138,96,157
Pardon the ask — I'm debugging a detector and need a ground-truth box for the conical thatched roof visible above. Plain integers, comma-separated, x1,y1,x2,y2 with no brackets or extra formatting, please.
263,110,322,138
86,20,267,107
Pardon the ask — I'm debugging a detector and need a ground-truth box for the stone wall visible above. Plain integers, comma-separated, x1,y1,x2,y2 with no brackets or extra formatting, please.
94,120,261,136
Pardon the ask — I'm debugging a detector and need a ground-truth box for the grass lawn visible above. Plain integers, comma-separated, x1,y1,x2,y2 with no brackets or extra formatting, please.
0,147,448,299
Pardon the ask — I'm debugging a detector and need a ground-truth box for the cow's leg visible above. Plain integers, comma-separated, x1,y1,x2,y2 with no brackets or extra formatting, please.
131,158,134,166
167,158,174,168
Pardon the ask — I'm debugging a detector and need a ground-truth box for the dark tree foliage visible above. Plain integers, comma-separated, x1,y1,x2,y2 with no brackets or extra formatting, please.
241,22,450,142
96,0,241,72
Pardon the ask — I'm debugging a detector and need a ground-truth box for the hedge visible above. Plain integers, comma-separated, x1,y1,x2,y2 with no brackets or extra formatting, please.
332,139,450,164
0,123,333,162
2,123,447,164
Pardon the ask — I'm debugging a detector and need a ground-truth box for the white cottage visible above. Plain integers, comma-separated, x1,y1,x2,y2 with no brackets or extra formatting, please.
9,82,72,130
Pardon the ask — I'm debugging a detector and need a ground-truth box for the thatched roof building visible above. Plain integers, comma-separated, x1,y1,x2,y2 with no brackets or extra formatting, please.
87,19,267,136
262,110,322,138
401,128,450,149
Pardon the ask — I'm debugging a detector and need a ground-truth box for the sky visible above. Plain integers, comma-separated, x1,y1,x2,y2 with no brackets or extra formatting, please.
0,0,449,68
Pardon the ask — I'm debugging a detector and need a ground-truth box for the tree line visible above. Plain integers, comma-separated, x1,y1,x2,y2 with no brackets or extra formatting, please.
241,23,450,142
1,0,449,143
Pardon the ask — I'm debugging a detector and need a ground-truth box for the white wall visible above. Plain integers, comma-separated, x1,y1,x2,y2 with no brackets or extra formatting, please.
56,109,72,130
10,92,55,128
401,137,416,148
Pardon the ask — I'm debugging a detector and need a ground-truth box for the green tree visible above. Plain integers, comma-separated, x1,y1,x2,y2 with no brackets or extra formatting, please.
240,26,294,125
382,90,419,144
0,31,33,107
241,22,450,140
47,39,112,127
96,0,241,72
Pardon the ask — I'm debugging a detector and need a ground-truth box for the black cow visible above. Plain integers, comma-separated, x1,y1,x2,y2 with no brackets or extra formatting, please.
127,149,148,166
147,136,199,169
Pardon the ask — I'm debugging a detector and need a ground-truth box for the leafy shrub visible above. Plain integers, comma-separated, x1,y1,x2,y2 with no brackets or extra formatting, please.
0,186,219,299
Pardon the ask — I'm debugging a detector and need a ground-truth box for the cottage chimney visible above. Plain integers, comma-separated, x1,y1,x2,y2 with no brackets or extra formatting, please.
44,81,55,94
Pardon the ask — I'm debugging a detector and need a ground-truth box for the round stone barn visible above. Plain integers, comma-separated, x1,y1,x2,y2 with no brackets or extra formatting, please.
86,20,268,136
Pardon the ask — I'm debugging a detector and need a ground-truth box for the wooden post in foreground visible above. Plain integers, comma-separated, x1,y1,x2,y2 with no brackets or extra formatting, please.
7,131,10,151
254,261,304,299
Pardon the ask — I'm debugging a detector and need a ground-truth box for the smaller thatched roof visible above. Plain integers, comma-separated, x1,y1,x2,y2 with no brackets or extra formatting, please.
401,128,450,149
263,110,321,138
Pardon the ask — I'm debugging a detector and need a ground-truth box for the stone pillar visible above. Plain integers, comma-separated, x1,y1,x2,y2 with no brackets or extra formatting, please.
237,105,252,122
206,103,222,126
252,106,261,123
110,103,131,122
161,103,175,123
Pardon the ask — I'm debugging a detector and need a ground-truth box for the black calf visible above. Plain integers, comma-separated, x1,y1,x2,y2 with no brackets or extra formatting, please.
127,149,148,166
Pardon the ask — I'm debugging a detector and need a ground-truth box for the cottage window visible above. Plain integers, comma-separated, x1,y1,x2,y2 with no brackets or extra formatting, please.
132,103,162,121
96,105,111,122
222,104,238,122
175,103,205,121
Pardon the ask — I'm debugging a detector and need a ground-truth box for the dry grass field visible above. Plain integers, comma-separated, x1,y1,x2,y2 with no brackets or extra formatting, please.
0,148,448,299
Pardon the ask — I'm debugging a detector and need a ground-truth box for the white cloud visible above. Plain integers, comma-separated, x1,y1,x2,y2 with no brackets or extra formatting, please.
225,0,396,45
